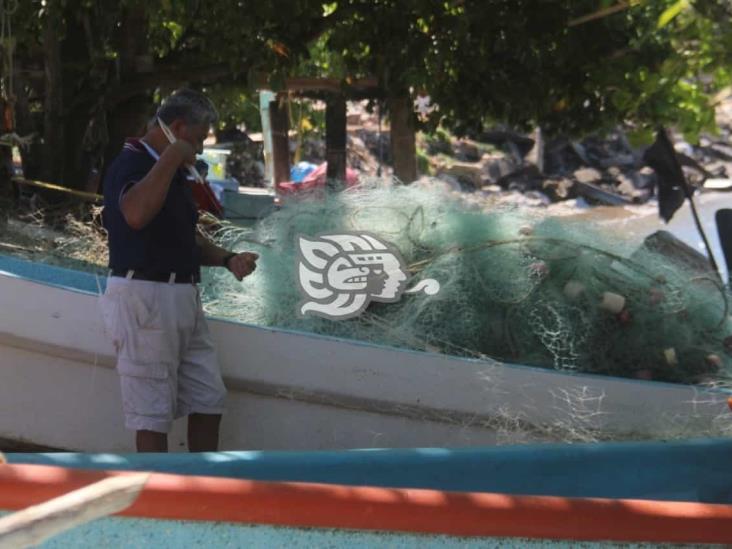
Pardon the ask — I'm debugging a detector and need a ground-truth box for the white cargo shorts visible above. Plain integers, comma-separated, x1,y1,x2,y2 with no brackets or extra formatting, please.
98,277,227,433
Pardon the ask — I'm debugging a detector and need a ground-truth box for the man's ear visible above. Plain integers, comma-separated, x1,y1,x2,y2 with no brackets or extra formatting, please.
168,119,186,137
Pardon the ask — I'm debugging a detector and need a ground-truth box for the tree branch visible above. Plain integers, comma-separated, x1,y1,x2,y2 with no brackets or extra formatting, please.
103,62,248,107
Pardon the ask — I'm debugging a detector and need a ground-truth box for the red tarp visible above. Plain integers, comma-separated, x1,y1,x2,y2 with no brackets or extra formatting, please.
276,163,359,195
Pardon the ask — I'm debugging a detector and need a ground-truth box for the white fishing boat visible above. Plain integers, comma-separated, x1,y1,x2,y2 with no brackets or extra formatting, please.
0,254,729,452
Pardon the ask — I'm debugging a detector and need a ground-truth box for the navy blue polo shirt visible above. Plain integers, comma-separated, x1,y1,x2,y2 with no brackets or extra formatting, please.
103,139,200,275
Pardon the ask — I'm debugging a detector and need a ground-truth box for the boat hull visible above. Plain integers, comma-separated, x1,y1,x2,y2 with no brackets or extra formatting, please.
1,255,730,451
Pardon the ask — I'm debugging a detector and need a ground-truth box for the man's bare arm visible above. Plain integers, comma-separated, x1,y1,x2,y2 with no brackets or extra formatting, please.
196,233,230,267
120,141,195,230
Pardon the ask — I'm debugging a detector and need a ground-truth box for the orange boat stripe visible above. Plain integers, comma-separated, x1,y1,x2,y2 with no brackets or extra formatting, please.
1,464,731,543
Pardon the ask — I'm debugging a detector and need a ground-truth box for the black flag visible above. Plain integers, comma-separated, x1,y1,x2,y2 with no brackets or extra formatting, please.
643,128,688,223
643,127,719,275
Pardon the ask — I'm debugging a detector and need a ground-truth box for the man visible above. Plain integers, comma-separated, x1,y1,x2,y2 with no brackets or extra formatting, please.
100,89,257,452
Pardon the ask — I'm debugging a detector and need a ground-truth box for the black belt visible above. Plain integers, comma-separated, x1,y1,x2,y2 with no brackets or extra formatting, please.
110,269,200,284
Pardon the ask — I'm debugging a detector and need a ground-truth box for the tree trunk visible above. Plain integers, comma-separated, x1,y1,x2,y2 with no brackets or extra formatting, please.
102,95,153,190
118,5,149,79
40,5,97,191
0,104,12,216
389,94,417,183
64,100,94,191
13,69,44,181
270,98,291,185
41,12,65,186
101,4,153,191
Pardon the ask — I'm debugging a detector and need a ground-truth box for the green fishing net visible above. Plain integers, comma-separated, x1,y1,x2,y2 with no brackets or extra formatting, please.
201,180,732,388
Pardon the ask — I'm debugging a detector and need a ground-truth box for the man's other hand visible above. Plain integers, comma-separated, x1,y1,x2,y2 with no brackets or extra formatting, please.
226,252,259,281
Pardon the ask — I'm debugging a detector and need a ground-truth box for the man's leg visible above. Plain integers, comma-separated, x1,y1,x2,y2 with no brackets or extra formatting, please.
179,295,227,453
107,279,178,453
187,413,221,452
136,430,168,452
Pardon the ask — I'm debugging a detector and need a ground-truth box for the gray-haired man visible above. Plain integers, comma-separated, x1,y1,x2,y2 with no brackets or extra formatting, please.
100,89,257,452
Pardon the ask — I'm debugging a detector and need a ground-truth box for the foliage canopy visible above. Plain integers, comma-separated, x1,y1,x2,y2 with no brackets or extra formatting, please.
4,0,732,186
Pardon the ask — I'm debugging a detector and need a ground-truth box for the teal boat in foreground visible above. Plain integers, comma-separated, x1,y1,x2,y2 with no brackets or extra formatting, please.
2,438,732,547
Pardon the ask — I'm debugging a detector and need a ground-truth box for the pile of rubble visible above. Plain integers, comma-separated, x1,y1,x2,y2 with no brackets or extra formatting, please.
352,97,732,208
221,96,732,203
424,112,732,209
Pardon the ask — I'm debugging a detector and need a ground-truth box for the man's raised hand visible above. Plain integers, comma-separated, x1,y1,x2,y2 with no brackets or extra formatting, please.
166,139,197,167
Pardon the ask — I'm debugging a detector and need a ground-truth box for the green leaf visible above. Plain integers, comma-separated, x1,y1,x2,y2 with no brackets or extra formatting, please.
627,128,655,148
658,0,689,29
162,21,183,42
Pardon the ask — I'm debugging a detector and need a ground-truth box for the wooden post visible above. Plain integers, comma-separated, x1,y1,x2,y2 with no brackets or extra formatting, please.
325,95,347,191
389,94,417,183
527,127,544,174
270,96,291,187
259,90,275,188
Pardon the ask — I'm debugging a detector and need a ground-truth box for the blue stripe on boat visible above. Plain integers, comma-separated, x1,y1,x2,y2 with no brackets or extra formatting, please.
0,254,106,294
8,437,732,504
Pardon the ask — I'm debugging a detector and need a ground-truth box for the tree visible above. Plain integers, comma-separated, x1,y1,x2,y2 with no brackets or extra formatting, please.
9,0,318,190
316,0,732,141
6,0,732,192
